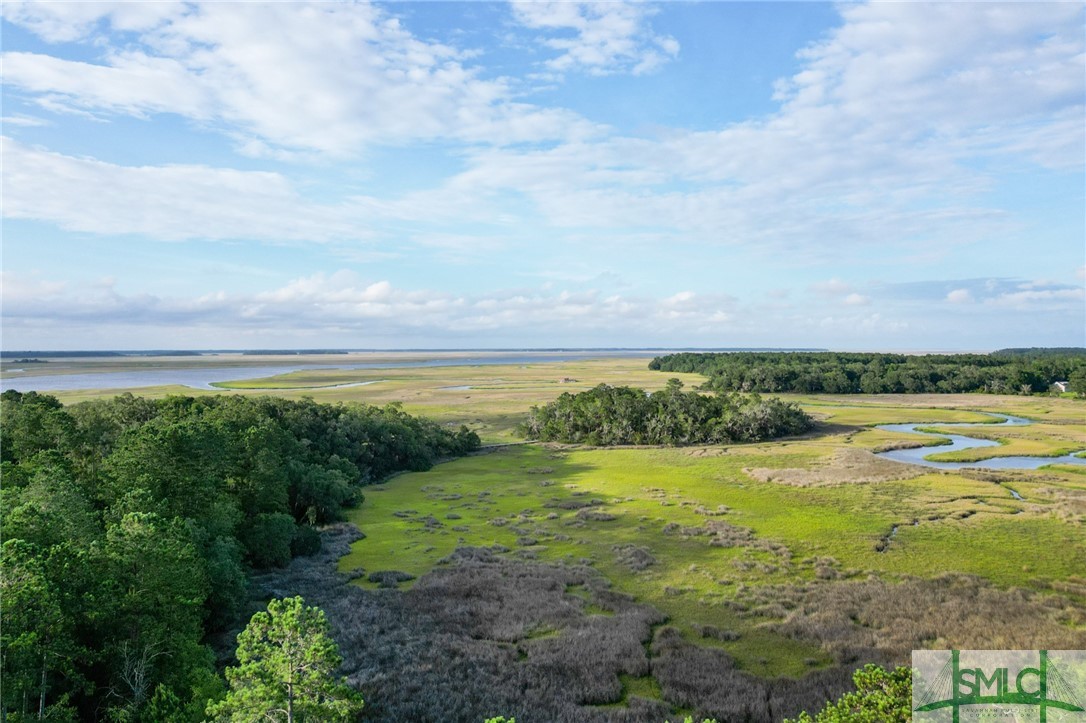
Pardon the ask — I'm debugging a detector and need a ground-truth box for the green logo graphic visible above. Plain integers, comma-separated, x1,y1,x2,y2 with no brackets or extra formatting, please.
913,650,1086,722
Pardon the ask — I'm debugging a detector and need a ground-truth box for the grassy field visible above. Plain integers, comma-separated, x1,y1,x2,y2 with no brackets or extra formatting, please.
213,358,712,444
44,356,705,442
27,355,1086,688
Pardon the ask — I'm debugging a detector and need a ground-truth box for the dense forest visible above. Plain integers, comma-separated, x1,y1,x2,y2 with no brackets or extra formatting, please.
518,380,812,445
0,390,478,722
649,350,1086,395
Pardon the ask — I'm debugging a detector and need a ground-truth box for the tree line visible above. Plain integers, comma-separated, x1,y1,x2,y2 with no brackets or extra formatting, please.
649,350,1086,395
0,390,478,722
518,380,813,445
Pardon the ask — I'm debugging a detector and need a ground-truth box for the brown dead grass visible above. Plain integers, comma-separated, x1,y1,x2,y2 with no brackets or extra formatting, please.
737,575,1086,665
744,448,926,487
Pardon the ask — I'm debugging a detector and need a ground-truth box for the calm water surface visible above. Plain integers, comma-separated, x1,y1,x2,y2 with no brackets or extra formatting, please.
875,414,1086,471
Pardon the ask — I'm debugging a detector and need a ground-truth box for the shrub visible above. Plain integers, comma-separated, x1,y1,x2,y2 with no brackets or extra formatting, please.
290,524,322,557
239,513,296,569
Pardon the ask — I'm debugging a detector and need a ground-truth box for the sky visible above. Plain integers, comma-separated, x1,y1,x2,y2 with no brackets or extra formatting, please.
1,1,1084,351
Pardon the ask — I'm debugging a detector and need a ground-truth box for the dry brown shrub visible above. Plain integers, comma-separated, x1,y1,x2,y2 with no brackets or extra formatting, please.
613,544,656,572
1039,485,1086,522
1050,577,1086,597
684,447,728,458
651,626,852,722
547,497,603,510
368,570,416,587
692,623,740,642
577,509,618,522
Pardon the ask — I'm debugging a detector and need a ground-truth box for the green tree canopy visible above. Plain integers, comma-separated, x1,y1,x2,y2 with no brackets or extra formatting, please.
207,596,363,723
519,383,811,445
0,391,478,721
650,350,1086,395
0,540,82,721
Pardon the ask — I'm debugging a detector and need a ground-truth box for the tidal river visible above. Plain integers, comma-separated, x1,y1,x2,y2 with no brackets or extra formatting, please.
875,413,1086,471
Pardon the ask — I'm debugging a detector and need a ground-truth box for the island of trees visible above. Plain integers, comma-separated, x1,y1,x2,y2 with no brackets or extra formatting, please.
519,380,813,445
0,390,478,722
649,349,1086,395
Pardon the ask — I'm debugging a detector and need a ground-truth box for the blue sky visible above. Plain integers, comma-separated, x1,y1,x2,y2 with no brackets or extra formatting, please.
2,1,1083,351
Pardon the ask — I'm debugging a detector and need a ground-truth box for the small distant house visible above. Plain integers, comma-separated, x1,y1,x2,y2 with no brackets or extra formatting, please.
1053,381,1070,393
559,377,578,383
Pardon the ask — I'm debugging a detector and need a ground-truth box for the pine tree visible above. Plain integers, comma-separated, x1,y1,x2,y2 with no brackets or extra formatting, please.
206,597,363,722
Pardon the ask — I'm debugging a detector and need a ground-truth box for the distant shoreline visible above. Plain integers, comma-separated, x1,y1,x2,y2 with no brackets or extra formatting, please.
0,351,690,392
0,347,829,359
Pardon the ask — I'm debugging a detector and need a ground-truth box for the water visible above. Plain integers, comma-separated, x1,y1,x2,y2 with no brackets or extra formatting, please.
875,414,1086,471
261,380,385,391
1,364,331,392
0,352,656,392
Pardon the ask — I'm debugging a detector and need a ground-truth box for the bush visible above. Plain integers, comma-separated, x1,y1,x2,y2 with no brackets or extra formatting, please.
290,524,322,558
240,513,297,568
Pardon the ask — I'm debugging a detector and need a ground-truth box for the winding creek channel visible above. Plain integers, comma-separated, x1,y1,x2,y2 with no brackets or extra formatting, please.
874,413,1086,475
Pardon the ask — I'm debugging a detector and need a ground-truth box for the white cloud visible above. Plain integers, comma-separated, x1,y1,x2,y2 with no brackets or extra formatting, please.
811,278,853,296
3,269,1081,349
843,293,870,306
987,287,1085,309
946,289,973,304
816,312,908,335
0,271,67,298
0,271,740,344
2,2,599,154
378,2,1083,256
3,50,212,119
0,1,183,43
772,2,1084,171
510,1,678,77
1,136,368,242
4,2,1081,261
0,113,50,127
